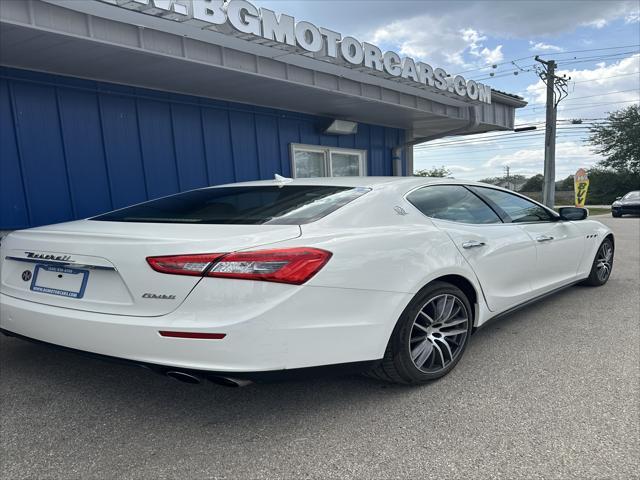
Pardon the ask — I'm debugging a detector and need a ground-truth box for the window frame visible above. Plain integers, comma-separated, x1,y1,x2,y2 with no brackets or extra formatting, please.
404,184,505,226
468,186,560,224
403,183,561,226
290,143,367,178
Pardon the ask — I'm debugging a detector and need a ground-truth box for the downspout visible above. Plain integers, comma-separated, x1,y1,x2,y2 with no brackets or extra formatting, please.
392,146,403,176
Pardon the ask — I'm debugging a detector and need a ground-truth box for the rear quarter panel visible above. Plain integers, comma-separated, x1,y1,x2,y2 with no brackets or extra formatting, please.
270,187,490,332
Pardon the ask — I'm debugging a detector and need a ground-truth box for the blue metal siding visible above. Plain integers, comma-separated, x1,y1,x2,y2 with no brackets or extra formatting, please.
0,80,29,228
0,67,406,229
57,88,113,218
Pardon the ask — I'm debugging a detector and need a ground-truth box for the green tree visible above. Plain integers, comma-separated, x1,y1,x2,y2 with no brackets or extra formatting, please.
478,176,501,185
556,174,574,191
520,174,544,192
478,174,526,189
589,105,640,174
585,168,640,204
414,166,450,177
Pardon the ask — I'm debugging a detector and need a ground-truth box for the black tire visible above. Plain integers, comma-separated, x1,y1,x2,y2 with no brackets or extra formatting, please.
612,211,622,218
367,281,473,384
581,238,614,286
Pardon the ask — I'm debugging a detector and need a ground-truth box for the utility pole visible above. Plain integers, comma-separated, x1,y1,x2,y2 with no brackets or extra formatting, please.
504,165,511,190
534,56,570,208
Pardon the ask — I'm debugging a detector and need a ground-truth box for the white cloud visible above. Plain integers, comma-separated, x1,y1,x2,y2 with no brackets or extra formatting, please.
256,0,634,41
414,139,603,180
529,41,564,52
479,45,504,64
448,165,475,172
461,28,487,46
523,54,640,121
626,12,640,23
370,21,505,72
582,18,608,28
360,1,636,73
482,142,603,178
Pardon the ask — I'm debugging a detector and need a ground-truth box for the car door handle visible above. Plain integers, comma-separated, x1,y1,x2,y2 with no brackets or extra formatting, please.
536,235,555,242
462,240,486,249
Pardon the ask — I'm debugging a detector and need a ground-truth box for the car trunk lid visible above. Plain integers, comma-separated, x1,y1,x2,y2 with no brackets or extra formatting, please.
0,220,300,316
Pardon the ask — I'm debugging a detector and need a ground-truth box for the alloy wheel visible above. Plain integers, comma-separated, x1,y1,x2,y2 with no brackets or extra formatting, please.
409,294,470,373
596,242,613,282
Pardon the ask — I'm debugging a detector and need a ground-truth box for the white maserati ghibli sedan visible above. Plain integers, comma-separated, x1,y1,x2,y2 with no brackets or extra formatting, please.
0,177,614,386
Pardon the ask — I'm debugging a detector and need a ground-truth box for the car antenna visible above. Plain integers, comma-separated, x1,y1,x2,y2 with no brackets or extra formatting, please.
274,174,293,185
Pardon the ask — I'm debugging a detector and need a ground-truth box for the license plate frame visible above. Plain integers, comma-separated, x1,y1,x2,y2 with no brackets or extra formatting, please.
30,264,89,299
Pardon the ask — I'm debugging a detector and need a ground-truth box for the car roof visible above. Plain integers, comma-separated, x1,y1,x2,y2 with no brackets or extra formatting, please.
218,176,488,190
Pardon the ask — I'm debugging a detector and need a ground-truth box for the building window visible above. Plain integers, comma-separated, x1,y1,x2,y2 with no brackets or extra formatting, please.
290,144,367,178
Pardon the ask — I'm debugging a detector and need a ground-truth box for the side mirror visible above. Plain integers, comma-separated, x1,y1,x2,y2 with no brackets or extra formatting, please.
615,196,622,201
558,207,588,221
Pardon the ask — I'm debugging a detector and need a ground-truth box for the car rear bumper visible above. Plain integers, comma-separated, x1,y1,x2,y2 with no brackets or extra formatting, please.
0,287,410,373
0,328,379,382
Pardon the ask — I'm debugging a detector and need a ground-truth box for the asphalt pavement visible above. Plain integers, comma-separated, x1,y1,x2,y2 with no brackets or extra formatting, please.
1,215,638,479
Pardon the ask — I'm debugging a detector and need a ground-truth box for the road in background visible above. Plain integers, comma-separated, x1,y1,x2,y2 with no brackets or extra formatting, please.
1,216,638,479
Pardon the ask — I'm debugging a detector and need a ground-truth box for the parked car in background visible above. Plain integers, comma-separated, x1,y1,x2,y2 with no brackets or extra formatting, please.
0,177,615,386
611,191,640,217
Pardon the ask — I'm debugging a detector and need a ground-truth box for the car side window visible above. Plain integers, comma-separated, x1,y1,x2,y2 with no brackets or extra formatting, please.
469,187,553,223
407,185,501,224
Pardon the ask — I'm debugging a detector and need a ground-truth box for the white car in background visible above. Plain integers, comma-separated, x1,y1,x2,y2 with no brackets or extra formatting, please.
0,177,614,386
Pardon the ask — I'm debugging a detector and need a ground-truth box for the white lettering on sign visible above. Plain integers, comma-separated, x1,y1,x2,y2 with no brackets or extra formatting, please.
102,0,492,104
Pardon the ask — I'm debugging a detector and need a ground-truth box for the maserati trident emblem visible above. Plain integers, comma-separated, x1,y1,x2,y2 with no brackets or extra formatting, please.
22,270,32,282
394,206,408,216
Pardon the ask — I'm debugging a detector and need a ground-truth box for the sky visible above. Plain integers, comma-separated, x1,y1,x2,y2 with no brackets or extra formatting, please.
254,0,639,180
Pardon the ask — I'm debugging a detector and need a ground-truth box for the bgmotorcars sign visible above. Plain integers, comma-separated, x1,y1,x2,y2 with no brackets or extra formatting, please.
98,0,492,104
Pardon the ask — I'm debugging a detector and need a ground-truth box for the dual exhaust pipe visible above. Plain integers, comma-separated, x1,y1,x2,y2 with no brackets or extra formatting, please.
165,370,252,387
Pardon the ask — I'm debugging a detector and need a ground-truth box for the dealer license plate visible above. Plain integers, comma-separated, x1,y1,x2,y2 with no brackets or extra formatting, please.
30,264,89,299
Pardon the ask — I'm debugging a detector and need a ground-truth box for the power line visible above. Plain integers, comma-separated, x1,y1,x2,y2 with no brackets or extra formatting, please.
467,49,639,81
516,99,639,117
451,44,640,76
473,52,638,81
415,124,604,148
415,138,589,153
414,140,593,156
514,118,608,128
556,51,640,67
523,88,639,107
414,130,591,149
525,71,639,91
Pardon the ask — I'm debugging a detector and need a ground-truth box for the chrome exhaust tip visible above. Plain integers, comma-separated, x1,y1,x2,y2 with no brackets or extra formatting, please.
165,370,201,384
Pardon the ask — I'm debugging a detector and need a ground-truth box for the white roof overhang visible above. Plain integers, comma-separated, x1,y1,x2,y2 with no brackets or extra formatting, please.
0,0,526,141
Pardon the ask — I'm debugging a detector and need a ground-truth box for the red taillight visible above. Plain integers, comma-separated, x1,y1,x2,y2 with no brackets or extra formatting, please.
207,247,332,285
146,253,224,276
146,248,331,285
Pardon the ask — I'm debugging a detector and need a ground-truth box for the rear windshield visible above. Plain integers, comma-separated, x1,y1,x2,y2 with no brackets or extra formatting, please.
91,186,370,225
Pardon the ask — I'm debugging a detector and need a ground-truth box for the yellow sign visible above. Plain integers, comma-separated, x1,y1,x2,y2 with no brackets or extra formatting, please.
574,168,589,207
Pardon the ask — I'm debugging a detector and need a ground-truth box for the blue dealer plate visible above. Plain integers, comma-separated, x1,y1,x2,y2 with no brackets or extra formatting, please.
30,264,89,299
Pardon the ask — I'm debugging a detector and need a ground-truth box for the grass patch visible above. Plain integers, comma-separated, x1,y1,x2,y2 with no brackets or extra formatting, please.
585,207,610,216
554,206,611,216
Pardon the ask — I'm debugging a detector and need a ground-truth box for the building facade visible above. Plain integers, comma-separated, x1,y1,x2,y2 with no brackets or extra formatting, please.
0,0,526,230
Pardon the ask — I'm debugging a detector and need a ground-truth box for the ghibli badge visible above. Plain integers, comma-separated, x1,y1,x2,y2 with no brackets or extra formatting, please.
142,293,176,300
